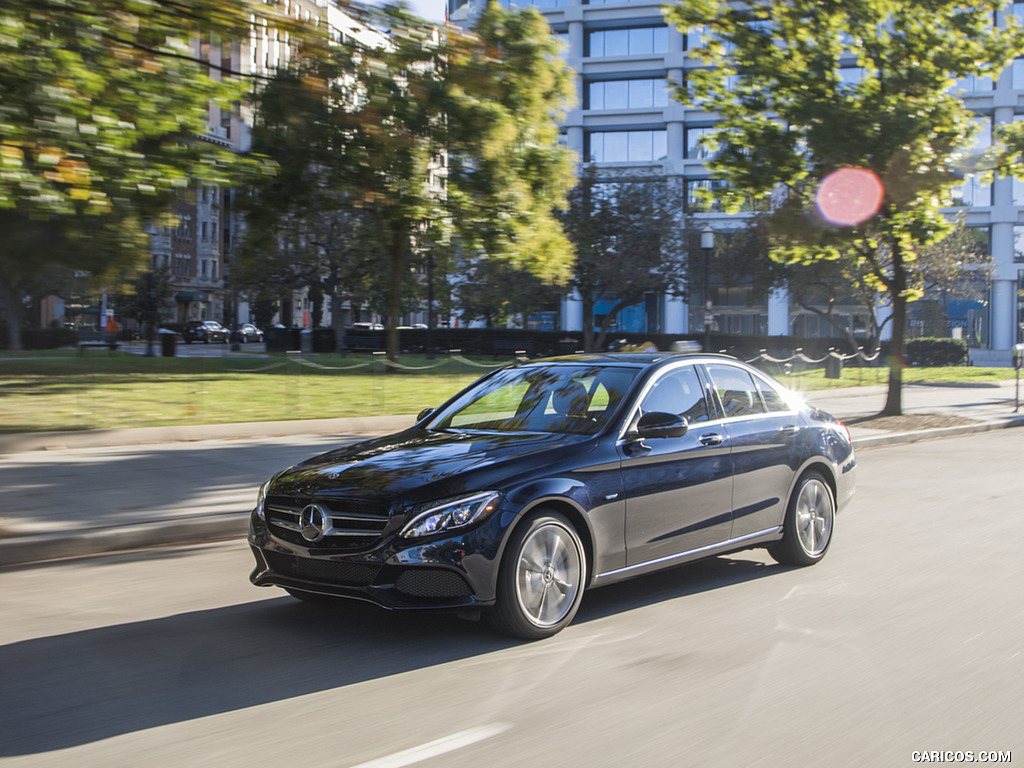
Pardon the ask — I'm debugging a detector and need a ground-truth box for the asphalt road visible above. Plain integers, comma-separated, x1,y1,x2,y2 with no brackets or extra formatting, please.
0,432,1021,767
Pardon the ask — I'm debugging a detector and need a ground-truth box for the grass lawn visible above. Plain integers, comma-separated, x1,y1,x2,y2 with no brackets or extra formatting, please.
0,350,1017,434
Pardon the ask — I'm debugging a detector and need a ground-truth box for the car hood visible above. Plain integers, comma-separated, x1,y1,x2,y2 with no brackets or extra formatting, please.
269,428,591,500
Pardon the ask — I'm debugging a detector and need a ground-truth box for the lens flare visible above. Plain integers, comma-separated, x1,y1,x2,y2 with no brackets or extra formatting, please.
815,167,884,226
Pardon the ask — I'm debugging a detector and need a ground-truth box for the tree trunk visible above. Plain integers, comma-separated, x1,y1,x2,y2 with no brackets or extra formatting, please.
0,283,25,351
594,298,632,353
882,244,909,416
386,227,404,363
581,297,595,353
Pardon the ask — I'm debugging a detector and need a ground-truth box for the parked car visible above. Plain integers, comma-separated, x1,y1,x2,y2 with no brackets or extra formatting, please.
248,352,856,639
236,323,264,343
182,320,230,344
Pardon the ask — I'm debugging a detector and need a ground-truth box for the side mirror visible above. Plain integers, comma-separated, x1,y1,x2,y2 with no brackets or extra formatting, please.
417,407,434,423
636,411,688,439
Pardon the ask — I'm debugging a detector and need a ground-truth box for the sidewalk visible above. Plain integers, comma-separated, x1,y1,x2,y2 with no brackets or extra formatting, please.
1,380,1022,568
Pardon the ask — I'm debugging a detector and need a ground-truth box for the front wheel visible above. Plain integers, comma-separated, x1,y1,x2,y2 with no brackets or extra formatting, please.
487,511,586,640
769,470,835,566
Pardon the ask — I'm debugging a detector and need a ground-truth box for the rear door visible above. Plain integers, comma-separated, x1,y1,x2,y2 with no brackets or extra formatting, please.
702,362,801,539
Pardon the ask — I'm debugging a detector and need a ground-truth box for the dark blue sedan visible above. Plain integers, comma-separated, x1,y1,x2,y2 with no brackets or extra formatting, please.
248,353,856,639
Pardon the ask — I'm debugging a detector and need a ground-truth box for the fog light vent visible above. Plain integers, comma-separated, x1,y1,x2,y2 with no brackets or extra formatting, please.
396,569,473,598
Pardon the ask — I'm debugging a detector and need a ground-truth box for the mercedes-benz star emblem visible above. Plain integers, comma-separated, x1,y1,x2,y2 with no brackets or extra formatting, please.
299,504,328,542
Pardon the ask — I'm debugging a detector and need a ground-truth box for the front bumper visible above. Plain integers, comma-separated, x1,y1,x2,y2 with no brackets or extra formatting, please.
248,510,506,611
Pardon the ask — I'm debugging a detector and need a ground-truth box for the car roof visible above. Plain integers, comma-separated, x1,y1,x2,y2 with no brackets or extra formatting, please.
514,352,740,369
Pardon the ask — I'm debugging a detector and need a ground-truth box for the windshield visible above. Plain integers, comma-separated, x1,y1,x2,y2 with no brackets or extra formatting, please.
427,364,641,435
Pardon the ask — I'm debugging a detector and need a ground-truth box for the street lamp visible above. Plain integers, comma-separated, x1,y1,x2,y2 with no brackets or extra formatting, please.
701,226,715,352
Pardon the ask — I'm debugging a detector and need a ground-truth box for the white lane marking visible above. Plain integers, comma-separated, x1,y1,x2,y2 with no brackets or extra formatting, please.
347,723,511,768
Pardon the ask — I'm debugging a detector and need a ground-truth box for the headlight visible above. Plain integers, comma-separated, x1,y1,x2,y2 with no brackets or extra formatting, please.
401,492,501,538
255,480,270,520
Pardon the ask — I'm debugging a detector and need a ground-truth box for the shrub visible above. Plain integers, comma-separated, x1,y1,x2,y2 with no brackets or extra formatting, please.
0,325,77,350
905,337,968,367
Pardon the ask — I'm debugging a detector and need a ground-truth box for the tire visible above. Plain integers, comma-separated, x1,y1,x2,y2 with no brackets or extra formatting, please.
769,470,835,566
487,511,586,640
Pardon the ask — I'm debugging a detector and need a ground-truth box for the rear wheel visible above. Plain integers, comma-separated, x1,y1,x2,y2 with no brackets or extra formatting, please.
769,470,835,566
487,511,586,640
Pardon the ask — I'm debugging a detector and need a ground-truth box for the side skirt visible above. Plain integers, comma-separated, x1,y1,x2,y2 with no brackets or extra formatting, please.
592,527,782,588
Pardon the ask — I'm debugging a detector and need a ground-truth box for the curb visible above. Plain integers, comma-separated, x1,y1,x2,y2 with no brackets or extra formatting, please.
2,417,1023,569
0,514,250,569
851,415,1024,449
0,414,417,455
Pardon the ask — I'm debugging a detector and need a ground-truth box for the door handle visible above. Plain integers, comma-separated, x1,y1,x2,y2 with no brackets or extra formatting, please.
699,433,724,446
779,425,800,436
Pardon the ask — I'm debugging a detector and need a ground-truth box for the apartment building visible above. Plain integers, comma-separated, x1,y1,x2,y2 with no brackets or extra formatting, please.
450,0,1024,362
153,0,389,329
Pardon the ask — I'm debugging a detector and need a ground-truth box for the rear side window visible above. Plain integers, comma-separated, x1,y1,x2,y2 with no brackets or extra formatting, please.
752,375,792,413
705,363,767,419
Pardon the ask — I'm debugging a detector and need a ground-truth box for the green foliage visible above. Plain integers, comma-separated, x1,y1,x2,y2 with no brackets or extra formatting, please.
0,325,75,350
905,337,968,367
561,168,686,351
664,0,1023,413
239,2,577,360
0,0,294,349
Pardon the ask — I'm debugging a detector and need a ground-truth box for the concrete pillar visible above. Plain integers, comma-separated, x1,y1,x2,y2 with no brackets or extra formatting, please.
567,126,584,156
990,221,1016,350
666,121,683,163
767,286,790,336
563,292,583,332
568,21,584,60
664,294,686,333
991,278,1016,350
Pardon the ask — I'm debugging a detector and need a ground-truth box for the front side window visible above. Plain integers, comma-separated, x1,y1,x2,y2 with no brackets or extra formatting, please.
637,365,711,424
429,364,641,435
705,363,766,419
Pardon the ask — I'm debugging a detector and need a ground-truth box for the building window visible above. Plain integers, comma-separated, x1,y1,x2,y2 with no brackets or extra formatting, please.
838,66,864,90
953,73,994,93
951,116,992,207
686,178,728,212
587,78,670,110
685,127,717,159
500,0,572,7
1014,226,1024,262
587,130,667,162
587,27,669,57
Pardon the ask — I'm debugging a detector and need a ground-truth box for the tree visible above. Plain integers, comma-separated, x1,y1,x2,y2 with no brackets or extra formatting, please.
456,258,562,328
0,0,304,349
562,169,687,352
666,0,1022,414
239,1,577,361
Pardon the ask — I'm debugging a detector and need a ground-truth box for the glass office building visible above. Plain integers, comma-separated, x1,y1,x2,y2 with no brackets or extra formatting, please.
449,0,1024,362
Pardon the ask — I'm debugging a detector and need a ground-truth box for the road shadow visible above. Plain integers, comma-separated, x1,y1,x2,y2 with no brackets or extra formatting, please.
0,553,781,756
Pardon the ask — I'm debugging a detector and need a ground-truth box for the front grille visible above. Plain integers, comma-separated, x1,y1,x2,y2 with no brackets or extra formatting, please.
396,569,473,599
264,550,378,586
266,494,390,551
